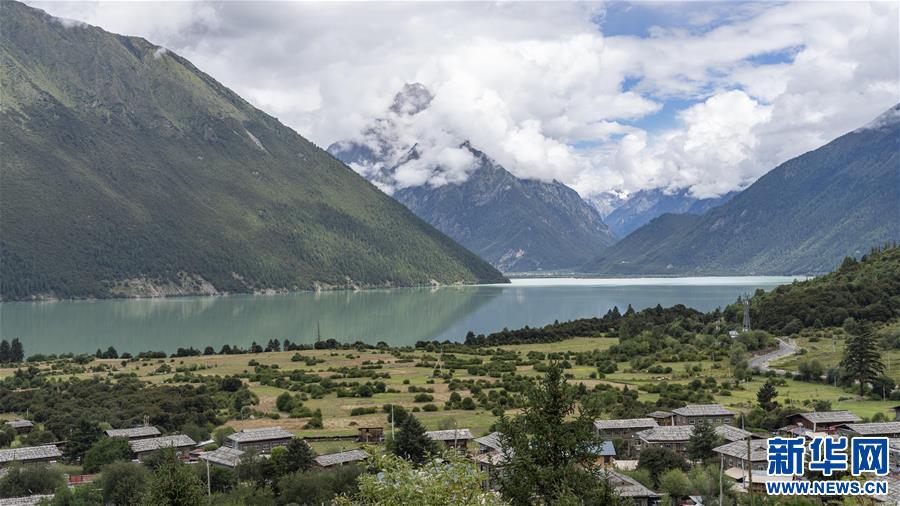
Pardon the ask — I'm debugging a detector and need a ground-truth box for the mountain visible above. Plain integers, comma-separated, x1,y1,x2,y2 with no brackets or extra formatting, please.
328,84,617,272
603,188,737,236
583,104,900,275
0,2,506,300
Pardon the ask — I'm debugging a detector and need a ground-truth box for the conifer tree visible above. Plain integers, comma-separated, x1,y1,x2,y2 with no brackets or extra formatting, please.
841,327,885,396
686,420,722,463
389,413,436,464
756,380,779,410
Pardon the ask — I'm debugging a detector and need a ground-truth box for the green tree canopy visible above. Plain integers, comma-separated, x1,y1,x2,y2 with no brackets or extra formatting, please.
142,450,205,506
99,461,150,506
841,326,885,396
389,413,436,464
83,437,132,473
495,363,627,505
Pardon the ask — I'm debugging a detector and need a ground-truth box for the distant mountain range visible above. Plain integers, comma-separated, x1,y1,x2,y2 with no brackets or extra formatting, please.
329,84,616,272
582,104,900,275
0,2,505,300
603,188,737,237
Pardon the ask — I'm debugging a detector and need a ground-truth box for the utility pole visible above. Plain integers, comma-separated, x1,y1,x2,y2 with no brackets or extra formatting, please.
747,428,754,506
206,457,211,497
391,404,395,440
719,454,724,506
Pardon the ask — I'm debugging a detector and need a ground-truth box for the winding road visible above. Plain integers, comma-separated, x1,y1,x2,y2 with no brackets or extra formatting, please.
749,338,797,375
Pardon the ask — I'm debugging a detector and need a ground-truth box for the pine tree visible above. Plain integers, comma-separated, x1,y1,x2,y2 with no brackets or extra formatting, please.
277,438,316,474
390,413,436,464
841,327,885,396
0,340,11,363
496,363,627,505
757,380,779,410
686,420,722,463
9,339,23,362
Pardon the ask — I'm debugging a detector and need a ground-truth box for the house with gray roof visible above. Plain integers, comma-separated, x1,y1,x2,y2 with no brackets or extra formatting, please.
226,427,293,454
839,422,900,438
129,434,196,460
594,418,658,456
788,410,862,431
0,495,55,506
0,445,62,466
200,446,245,468
425,429,473,450
671,404,735,426
105,426,161,440
606,470,660,506
646,411,675,426
636,425,753,456
5,419,33,433
713,439,768,472
314,449,368,468
475,431,503,454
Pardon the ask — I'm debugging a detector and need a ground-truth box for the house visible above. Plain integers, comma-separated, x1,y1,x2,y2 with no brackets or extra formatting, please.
200,446,244,469
636,425,753,456
314,449,368,468
605,470,661,506
594,418,658,441
129,434,196,460
714,424,757,443
105,426,161,440
635,426,694,455
713,439,768,473
5,419,33,434
0,445,62,467
646,411,675,426
425,429,473,450
475,431,503,454
226,427,294,454
787,411,862,431
839,422,900,438
0,495,54,506
356,427,384,443
594,418,658,456
591,441,616,467
775,424,815,439
671,404,735,426
724,467,794,494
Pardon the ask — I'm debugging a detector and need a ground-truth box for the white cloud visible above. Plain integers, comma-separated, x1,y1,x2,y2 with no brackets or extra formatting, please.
27,0,899,200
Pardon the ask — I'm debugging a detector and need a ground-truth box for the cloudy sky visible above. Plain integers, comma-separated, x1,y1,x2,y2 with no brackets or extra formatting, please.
31,1,900,201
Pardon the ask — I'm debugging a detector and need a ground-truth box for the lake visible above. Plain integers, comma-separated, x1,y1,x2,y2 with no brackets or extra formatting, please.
0,277,800,355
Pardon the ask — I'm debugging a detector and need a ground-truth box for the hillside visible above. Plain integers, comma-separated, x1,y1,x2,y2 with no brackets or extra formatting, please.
604,188,736,237
583,104,900,276
727,245,900,334
329,84,616,272
0,2,506,300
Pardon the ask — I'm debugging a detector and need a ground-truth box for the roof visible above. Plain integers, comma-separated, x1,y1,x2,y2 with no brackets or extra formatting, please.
0,495,55,506
475,432,503,452
0,445,62,464
841,422,900,436
5,420,33,429
714,439,768,461
201,446,244,468
425,429,473,441
474,451,507,467
646,411,674,419
227,427,294,443
777,424,814,438
636,425,694,442
714,425,754,442
594,418,658,431
590,441,616,457
129,434,196,454
671,404,734,417
793,411,862,424
314,449,368,467
105,426,161,439
724,467,794,484
606,470,660,498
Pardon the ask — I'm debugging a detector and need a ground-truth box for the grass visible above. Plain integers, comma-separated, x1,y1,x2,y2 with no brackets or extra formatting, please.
3,334,897,446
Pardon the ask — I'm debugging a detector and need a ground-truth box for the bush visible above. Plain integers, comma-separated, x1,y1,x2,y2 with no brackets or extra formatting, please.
350,407,378,416
83,437,132,473
99,461,150,506
414,393,434,403
422,404,438,412
0,464,66,498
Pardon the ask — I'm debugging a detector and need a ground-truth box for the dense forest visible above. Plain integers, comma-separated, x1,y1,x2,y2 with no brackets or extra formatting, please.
730,245,900,334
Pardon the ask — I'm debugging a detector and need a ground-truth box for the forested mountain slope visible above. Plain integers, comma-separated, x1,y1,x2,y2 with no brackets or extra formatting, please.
0,2,506,300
